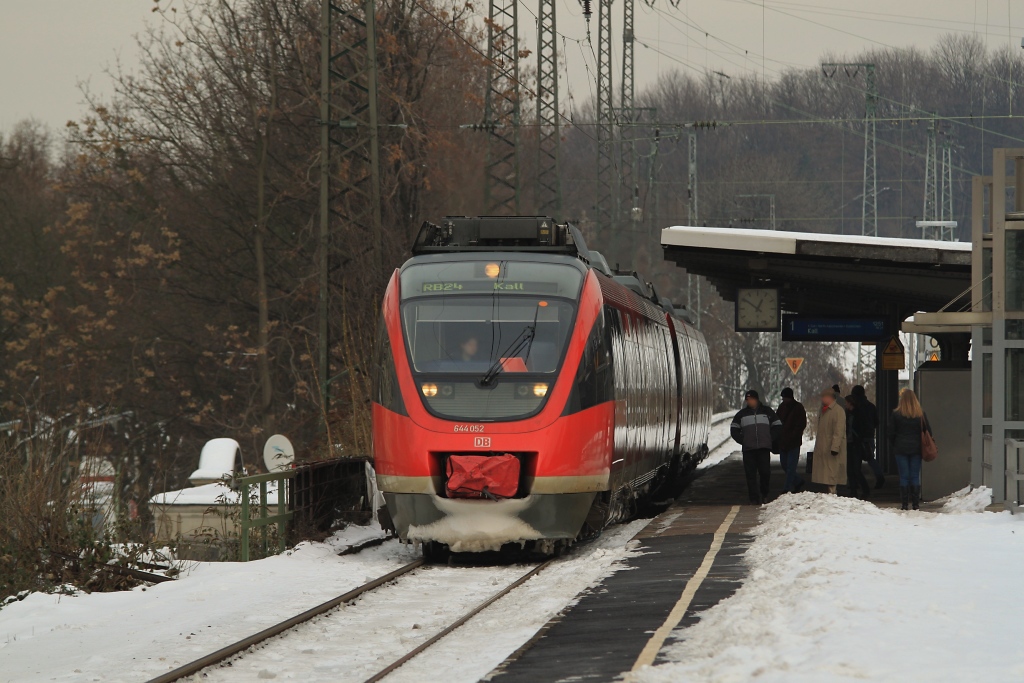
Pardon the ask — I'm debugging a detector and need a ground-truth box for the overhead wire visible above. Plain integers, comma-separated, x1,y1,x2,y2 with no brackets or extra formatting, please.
637,0,1024,155
723,0,1024,35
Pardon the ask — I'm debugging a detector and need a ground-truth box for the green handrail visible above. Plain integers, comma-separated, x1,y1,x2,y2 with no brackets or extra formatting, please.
237,470,295,561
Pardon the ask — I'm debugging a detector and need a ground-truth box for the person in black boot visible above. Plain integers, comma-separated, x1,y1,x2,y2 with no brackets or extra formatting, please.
844,395,871,500
852,385,885,489
887,389,931,512
775,387,807,494
731,390,783,504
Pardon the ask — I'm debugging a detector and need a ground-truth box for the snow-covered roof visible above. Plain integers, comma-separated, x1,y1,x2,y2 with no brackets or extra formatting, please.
660,225,972,318
149,481,279,506
661,225,971,256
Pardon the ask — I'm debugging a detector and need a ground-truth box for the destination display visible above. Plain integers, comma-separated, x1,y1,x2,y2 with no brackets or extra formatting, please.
782,315,889,342
420,281,549,293
402,260,584,299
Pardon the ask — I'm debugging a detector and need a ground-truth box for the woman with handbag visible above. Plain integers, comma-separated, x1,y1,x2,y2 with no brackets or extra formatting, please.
886,389,934,510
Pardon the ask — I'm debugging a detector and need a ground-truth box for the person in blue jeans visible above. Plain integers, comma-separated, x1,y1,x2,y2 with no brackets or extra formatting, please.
774,387,807,493
887,388,932,510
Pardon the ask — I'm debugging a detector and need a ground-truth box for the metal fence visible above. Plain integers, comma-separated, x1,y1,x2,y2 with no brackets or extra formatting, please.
289,457,372,539
238,470,294,561
235,456,372,561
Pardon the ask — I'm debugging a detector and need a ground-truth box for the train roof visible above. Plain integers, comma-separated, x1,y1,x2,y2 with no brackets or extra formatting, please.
412,216,591,257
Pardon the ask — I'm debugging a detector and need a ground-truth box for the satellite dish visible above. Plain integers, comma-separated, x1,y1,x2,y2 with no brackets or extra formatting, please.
263,434,295,472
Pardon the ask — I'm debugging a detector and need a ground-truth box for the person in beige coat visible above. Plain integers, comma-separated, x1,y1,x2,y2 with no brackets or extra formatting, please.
812,388,847,494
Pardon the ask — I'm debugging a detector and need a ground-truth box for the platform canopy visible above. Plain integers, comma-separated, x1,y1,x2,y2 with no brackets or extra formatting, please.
661,226,972,317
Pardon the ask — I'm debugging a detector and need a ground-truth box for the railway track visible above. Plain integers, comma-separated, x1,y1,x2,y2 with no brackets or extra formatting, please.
708,412,735,455
147,421,731,683
146,558,553,683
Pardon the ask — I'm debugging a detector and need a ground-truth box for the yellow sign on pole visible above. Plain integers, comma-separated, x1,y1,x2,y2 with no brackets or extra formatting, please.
785,357,804,375
881,335,905,371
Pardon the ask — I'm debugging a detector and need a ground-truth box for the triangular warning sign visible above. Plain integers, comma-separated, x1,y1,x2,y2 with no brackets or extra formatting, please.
928,352,940,362
785,358,804,375
882,335,904,355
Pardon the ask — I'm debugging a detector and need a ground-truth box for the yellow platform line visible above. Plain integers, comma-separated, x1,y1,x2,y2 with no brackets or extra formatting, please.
629,504,741,673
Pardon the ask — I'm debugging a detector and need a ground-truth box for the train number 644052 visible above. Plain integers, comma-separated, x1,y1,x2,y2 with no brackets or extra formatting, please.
453,424,485,433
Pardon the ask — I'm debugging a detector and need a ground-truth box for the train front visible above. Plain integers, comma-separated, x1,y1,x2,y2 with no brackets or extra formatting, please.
372,218,610,555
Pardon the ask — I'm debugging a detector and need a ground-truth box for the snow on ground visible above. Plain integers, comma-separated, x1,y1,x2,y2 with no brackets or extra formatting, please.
633,490,1024,683
0,520,647,683
0,524,403,683
938,485,993,513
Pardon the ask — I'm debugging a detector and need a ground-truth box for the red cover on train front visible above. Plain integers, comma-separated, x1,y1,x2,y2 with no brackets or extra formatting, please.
446,454,520,499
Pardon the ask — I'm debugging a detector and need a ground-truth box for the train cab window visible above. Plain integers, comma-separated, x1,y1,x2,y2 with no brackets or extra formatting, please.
373,314,406,415
401,298,574,374
564,306,615,414
396,260,583,421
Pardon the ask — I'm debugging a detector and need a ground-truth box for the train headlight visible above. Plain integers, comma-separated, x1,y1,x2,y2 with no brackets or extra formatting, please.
421,383,438,397
532,383,548,398
516,384,529,398
440,384,454,398
485,262,500,278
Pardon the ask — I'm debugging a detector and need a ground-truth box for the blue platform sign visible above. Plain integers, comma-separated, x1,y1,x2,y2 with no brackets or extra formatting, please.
782,316,889,342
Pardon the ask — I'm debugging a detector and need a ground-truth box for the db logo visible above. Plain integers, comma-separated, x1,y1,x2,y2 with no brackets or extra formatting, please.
473,436,492,448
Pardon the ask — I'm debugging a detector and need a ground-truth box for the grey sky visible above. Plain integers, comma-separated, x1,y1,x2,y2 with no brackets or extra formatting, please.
1,0,1021,134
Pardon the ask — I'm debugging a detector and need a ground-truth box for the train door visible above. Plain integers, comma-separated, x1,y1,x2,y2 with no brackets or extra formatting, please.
679,329,697,456
666,319,684,457
689,332,706,453
660,325,678,460
607,306,628,492
624,312,642,488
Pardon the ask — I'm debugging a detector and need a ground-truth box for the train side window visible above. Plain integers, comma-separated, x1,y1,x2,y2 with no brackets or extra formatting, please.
374,314,407,415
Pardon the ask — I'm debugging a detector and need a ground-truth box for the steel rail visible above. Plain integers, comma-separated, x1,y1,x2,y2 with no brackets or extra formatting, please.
145,559,425,683
362,559,555,683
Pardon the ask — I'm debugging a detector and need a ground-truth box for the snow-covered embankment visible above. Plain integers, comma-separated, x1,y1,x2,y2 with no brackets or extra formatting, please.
635,489,1024,683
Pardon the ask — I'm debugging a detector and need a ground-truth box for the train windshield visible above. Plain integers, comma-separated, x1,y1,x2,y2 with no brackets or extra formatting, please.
398,261,582,420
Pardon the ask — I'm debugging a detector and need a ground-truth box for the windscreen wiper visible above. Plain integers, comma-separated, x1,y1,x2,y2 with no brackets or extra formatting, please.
480,305,541,386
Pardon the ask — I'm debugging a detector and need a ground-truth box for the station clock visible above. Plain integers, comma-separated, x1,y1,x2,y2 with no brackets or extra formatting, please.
735,287,781,332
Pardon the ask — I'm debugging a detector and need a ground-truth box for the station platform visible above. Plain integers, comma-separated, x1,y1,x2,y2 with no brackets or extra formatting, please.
488,453,757,682
487,450,929,682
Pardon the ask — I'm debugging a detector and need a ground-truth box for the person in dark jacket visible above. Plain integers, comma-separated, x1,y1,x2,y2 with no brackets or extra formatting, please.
852,384,885,488
731,389,784,504
844,395,871,499
887,388,932,510
775,387,807,494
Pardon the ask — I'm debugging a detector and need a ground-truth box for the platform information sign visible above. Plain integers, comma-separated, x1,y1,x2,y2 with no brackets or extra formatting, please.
781,316,889,342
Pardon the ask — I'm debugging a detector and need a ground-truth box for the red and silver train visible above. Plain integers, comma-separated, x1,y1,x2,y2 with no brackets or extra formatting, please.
372,217,712,557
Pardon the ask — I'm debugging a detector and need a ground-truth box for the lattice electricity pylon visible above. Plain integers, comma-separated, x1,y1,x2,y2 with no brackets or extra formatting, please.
941,136,954,240
536,0,561,215
483,0,521,214
594,0,615,235
319,0,383,411
922,115,939,239
687,131,698,225
822,62,877,237
619,0,635,229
